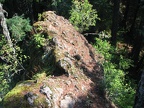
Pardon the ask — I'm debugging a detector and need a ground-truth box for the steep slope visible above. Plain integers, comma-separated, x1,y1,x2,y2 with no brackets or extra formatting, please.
3,11,114,108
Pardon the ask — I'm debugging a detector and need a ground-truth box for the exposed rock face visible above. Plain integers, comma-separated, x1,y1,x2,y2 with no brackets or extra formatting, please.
3,11,113,108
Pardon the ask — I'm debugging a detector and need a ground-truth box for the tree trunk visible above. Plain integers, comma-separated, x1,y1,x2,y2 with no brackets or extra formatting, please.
131,12,144,65
121,0,130,29
129,8,144,78
111,0,120,46
131,32,143,65
129,0,140,35
134,70,144,108
0,3,15,54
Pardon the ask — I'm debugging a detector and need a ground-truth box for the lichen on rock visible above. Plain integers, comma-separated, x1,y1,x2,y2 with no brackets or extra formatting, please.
39,85,53,107
60,95,75,108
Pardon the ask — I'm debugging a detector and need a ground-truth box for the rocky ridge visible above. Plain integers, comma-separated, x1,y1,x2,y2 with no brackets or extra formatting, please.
3,11,114,108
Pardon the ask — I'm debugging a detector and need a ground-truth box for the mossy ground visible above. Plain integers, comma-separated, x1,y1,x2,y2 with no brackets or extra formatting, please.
4,83,32,108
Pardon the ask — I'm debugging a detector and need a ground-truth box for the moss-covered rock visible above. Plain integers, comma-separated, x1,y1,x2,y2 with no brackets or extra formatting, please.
3,76,53,108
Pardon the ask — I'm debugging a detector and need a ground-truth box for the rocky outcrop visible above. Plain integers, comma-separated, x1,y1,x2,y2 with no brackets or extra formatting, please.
3,11,113,108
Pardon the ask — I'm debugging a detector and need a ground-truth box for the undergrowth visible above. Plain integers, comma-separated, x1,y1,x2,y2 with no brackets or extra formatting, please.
93,31,136,108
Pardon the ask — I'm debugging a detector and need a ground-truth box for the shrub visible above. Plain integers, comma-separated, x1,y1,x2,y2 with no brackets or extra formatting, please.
0,36,19,101
69,0,99,33
7,15,32,42
94,32,136,108
0,15,32,100
32,33,46,48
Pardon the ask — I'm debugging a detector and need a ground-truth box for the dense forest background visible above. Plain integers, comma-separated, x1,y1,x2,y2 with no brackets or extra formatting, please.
0,0,144,107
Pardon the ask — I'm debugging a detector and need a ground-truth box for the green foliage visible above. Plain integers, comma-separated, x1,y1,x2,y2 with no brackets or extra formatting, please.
0,0,5,3
0,45,17,100
33,33,46,48
0,15,32,100
94,32,135,108
38,13,42,21
52,0,72,18
90,0,112,31
34,0,40,2
97,30,111,39
7,15,32,42
0,64,9,101
69,0,99,33
0,37,26,100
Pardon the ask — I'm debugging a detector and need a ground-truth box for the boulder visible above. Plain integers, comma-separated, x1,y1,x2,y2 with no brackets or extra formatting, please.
3,11,113,108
